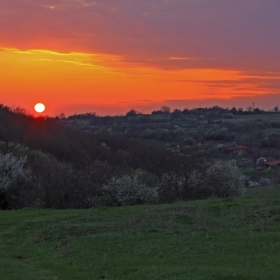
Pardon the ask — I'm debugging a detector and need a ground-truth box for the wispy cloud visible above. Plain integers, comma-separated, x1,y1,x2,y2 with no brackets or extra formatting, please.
1,0,280,71
1,47,124,69
169,57,193,61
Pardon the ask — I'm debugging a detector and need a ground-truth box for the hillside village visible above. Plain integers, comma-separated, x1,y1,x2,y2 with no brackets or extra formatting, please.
65,106,280,184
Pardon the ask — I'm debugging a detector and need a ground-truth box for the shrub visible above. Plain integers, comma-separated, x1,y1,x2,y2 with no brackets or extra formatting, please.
259,178,270,186
219,127,228,133
205,160,246,198
0,152,27,189
270,121,280,128
102,170,158,206
187,169,211,199
0,153,27,209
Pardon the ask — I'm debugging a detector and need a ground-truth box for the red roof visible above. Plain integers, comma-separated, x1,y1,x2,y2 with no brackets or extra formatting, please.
235,145,248,149
266,160,280,166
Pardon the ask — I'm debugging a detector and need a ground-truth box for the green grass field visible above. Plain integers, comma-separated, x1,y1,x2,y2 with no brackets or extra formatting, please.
1,185,280,279
241,167,276,178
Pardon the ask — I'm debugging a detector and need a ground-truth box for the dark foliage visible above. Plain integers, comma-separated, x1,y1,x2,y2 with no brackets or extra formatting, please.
0,104,211,209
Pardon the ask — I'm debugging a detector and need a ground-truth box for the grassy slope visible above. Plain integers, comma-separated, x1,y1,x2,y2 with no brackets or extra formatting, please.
1,186,280,280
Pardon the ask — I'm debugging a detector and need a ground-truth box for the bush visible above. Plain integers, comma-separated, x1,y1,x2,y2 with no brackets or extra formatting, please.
0,152,27,209
187,169,211,199
259,178,270,186
0,153,27,189
205,160,246,198
270,121,280,128
102,170,158,206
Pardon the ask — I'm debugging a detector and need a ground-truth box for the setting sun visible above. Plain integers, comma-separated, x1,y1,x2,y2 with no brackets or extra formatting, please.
34,103,45,113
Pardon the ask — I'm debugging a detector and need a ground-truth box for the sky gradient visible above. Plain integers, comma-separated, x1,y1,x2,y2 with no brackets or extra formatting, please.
1,0,280,116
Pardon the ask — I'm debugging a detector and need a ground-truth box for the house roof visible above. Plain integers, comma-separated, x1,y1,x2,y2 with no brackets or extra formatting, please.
266,160,280,166
235,145,248,149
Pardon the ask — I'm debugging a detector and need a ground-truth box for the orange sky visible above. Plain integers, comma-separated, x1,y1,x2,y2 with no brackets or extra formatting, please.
1,1,280,116
1,47,279,116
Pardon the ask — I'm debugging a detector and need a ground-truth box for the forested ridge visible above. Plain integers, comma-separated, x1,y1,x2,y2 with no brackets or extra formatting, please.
0,104,245,209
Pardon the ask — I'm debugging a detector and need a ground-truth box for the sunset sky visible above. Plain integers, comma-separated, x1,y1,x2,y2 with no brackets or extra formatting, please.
1,0,280,116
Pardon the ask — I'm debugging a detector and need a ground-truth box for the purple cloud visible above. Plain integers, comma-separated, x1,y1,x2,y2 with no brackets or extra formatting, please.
1,0,280,72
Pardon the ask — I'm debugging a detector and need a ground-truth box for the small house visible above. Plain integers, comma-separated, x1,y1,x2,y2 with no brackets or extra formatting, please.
225,145,249,156
265,160,280,169
235,145,249,156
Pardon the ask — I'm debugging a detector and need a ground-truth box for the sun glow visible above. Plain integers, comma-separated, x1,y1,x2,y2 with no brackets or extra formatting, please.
0,47,277,116
34,103,45,113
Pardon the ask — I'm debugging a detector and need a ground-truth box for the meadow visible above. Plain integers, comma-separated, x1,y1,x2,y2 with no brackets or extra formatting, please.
1,185,280,280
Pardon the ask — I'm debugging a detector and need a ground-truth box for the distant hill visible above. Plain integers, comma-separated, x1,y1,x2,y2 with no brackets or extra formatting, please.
0,104,206,209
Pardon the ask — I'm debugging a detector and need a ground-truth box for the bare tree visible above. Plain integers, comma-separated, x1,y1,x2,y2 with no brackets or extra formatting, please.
161,106,171,114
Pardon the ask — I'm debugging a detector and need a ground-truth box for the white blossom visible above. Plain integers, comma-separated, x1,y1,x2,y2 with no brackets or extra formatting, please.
0,153,27,189
103,170,158,206
205,160,246,197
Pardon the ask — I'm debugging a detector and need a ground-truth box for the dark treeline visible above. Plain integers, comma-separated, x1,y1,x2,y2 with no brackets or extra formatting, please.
67,105,268,123
0,104,180,170
0,104,210,209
